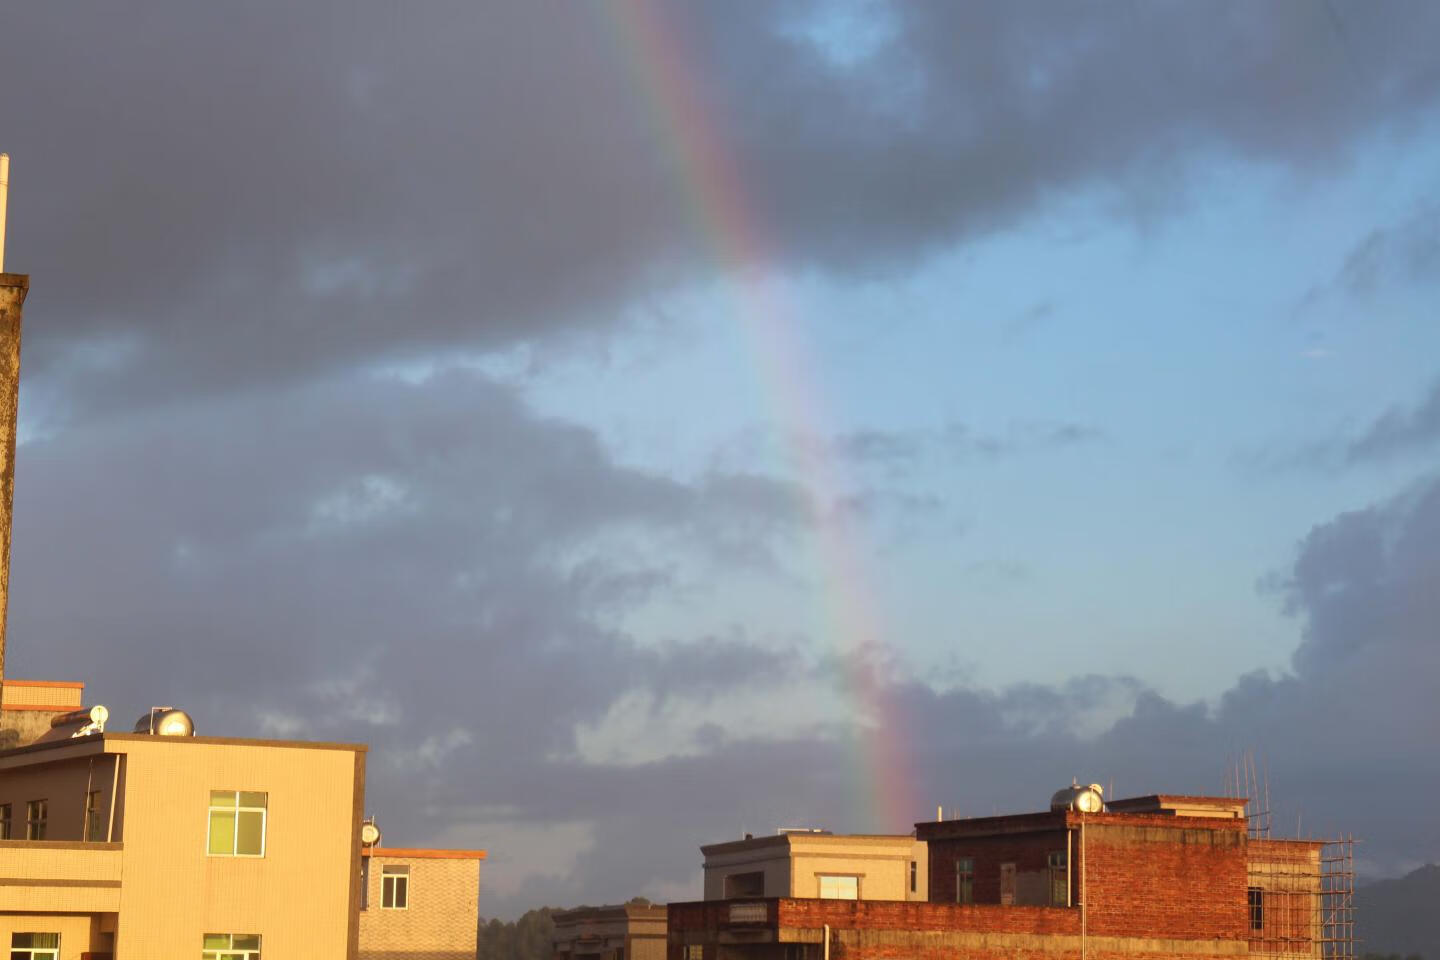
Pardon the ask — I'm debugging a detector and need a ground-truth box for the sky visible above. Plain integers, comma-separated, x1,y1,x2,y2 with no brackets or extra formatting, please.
1,0,1438,917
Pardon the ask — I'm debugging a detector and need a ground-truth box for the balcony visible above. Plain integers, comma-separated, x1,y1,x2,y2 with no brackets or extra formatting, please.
728,901,769,924
0,840,123,912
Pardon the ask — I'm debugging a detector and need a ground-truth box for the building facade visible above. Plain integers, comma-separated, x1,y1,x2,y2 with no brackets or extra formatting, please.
0,681,85,751
553,901,669,960
358,846,485,960
669,794,1340,960
0,730,366,958
702,833,928,903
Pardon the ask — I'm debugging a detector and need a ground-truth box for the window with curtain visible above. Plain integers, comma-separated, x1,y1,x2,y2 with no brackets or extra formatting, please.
10,932,60,960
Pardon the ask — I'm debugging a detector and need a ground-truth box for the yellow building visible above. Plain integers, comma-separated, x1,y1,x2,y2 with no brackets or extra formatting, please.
0,727,366,958
702,831,928,903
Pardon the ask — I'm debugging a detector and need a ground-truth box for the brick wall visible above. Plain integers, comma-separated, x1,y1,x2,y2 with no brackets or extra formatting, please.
1080,816,1248,942
669,898,1248,960
358,855,479,960
928,830,1069,905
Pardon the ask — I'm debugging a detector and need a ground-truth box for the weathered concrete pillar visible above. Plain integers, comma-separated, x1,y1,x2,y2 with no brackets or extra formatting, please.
0,273,26,682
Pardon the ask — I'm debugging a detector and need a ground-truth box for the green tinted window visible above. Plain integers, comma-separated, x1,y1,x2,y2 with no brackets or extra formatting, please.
208,810,236,855
207,792,267,858
236,811,265,856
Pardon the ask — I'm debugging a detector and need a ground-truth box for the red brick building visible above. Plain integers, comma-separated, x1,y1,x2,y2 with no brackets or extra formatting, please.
668,792,1347,960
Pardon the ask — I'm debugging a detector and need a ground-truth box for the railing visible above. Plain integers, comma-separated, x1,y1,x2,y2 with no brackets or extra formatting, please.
728,901,768,924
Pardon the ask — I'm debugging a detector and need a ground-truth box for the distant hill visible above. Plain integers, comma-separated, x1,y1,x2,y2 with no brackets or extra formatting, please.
1358,863,1440,959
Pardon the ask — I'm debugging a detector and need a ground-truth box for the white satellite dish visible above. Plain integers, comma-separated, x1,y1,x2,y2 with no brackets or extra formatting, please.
361,821,382,846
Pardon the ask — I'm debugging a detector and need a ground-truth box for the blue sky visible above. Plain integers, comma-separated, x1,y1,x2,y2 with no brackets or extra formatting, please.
506,129,1440,703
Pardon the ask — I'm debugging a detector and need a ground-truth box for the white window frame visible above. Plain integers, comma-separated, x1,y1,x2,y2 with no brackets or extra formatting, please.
202,932,261,959
11,932,61,960
381,864,410,910
207,790,268,858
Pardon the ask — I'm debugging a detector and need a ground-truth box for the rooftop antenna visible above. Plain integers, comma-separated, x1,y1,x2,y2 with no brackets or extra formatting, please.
0,153,9,271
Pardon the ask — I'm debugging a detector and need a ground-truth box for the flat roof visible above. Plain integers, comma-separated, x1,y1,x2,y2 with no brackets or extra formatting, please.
702,833,920,856
553,902,668,923
0,679,85,688
363,847,487,860
0,731,368,766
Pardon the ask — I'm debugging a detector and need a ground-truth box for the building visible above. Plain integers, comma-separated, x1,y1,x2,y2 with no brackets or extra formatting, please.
668,789,1351,960
0,726,365,957
359,846,486,960
0,680,86,750
702,832,927,903
553,901,669,960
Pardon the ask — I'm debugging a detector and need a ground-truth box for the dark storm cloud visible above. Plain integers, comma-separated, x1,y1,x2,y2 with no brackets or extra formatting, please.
7,366,807,765
3,1,1438,413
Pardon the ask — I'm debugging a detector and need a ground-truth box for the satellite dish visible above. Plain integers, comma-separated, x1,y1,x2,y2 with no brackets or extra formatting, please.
89,705,109,727
361,821,381,846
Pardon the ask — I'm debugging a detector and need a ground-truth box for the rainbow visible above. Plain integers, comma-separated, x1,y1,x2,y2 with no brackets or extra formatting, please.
594,0,919,833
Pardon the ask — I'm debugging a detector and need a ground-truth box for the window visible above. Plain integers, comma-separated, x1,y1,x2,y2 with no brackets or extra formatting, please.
684,947,704,960
11,933,60,960
817,874,858,900
84,791,104,842
202,933,261,959
0,803,10,839
723,871,765,898
207,791,267,857
1248,887,1264,931
999,862,1016,906
909,859,918,893
955,857,974,904
25,799,47,840
1048,850,1068,906
382,864,410,909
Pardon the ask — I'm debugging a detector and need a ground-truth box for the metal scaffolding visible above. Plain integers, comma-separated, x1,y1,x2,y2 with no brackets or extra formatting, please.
1229,753,1355,959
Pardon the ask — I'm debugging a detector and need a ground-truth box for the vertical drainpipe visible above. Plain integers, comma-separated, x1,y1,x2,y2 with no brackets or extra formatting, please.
0,151,26,688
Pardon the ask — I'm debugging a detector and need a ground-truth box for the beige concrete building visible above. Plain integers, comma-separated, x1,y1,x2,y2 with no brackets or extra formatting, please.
0,730,366,958
702,831,928,903
358,846,485,960
553,901,668,960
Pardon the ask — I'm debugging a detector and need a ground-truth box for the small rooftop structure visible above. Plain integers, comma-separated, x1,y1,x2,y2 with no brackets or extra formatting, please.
702,831,928,902
553,901,667,960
